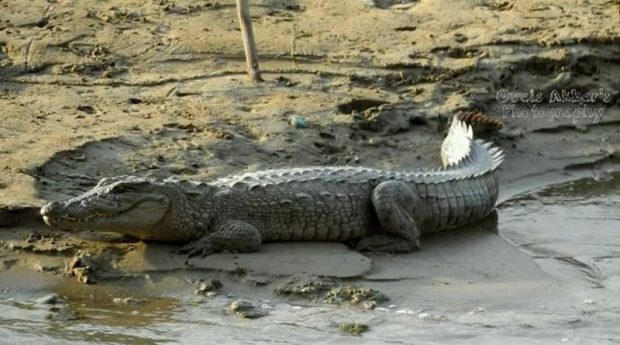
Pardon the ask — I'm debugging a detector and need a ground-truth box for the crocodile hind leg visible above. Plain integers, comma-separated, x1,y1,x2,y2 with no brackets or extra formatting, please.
357,181,422,253
178,220,262,258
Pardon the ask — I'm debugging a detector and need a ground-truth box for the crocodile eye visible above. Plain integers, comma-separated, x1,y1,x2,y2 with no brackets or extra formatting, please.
111,185,133,193
110,181,150,193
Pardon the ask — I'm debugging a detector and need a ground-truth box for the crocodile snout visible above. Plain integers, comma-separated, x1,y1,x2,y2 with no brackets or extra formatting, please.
40,201,61,226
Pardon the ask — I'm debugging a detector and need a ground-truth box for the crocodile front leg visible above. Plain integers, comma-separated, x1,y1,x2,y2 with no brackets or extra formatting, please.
357,181,422,253
178,219,262,257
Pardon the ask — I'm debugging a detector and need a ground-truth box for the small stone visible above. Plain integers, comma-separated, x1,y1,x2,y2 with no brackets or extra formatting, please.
289,115,308,128
584,299,595,305
229,299,266,319
73,267,93,284
195,279,223,295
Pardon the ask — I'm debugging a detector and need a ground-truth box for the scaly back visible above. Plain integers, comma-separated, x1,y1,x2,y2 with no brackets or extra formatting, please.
213,115,504,187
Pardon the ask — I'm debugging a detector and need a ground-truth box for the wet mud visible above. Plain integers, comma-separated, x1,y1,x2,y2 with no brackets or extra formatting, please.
1,0,620,343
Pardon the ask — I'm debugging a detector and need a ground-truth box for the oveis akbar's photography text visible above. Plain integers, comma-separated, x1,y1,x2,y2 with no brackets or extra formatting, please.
496,88,614,123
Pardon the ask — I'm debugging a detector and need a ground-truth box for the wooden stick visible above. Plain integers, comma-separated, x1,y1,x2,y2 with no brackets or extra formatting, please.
236,0,262,82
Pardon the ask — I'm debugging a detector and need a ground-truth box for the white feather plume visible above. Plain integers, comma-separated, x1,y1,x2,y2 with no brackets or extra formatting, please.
441,115,474,168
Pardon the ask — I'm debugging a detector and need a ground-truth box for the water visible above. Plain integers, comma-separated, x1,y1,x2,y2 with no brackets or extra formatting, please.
1,173,619,344
499,172,620,290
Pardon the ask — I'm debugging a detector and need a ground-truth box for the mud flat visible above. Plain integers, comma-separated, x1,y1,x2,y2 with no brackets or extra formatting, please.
1,0,620,343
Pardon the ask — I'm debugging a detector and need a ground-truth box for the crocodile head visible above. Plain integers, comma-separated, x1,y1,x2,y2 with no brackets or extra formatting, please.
40,176,202,241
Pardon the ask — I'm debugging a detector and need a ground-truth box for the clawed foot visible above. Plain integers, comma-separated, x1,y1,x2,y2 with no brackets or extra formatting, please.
356,234,420,253
176,239,215,258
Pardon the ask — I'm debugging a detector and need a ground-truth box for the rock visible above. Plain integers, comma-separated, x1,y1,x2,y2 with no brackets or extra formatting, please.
67,253,97,284
73,267,94,284
229,299,266,319
195,279,223,295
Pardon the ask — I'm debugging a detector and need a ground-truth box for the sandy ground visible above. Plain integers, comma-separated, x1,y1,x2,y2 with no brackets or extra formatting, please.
1,0,620,343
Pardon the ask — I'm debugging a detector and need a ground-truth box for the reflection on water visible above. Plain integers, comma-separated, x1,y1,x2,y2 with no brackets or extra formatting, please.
1,173,619,344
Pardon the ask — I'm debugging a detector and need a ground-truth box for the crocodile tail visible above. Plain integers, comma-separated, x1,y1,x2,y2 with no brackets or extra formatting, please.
441,115,504,174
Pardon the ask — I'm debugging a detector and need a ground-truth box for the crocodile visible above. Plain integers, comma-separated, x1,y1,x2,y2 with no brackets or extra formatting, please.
40,116,504,256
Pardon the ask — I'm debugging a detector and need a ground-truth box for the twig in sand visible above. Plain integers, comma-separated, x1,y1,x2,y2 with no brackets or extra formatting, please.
236,0,262,82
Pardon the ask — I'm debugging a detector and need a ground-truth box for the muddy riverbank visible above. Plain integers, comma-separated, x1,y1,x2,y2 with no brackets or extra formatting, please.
1,0,620,343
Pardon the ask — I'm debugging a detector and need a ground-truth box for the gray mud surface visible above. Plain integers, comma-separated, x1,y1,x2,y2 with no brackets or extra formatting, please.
1,0,620,344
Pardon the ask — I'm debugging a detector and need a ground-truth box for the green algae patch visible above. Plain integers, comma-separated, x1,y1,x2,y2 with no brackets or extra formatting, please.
324,286,387,307
274,274,336,300
339,322,369,335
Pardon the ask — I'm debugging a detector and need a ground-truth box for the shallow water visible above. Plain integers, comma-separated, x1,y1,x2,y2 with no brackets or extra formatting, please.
1,173,619,345
499,172,620,290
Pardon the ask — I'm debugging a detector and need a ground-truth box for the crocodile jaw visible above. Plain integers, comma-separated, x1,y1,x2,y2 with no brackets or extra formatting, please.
40,195,170,235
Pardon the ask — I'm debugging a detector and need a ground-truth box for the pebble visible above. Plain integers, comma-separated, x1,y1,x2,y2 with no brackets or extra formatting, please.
289,115,308,128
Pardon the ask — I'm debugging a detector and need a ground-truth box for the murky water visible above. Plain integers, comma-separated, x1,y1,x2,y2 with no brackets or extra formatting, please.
499,172,620,290
1,173,619,344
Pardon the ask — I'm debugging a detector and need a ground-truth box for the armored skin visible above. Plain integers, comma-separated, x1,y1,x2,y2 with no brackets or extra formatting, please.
41,116,504,256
